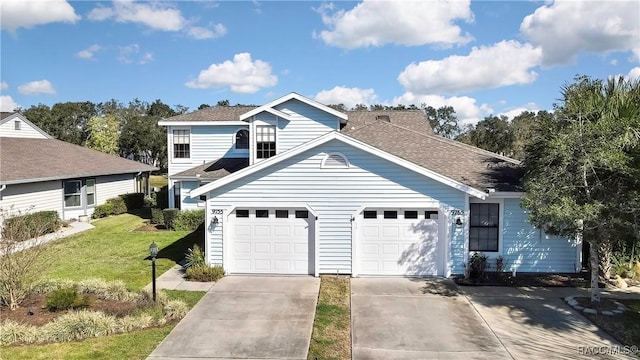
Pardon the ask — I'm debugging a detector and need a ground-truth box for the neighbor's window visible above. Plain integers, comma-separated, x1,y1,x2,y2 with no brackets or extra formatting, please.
469,203,499,252
173,129,190,158
235,129,249,149
14,120,20,130
256,125,276,159
64,180,82,208
86,179,96,206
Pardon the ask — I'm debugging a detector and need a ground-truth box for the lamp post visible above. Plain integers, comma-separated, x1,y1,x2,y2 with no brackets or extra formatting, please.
149,241,158,302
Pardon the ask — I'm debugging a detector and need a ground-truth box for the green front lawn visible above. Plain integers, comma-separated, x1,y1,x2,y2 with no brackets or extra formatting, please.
2,213,207,359
308,276,351,360
40,213,202,290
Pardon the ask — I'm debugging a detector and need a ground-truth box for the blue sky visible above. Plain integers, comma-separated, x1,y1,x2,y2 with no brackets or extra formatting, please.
1,0,639,124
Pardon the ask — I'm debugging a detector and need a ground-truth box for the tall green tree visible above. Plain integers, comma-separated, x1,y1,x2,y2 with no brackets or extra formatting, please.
86,115,120,154
423,105,460,139
521,76,640,303
457,115,513,155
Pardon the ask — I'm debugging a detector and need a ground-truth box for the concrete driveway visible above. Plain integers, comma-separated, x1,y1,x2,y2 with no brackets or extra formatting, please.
148,276,320,360
464,286,635,360
351,278,510,359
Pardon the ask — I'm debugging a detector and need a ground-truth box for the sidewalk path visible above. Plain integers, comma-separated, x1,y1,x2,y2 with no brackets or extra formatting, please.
461,285,640,299
2,220,94,255
144,264,216,292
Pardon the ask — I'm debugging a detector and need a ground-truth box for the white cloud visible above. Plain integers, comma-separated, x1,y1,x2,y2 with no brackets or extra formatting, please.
0,96,21,112
17,80,56,95
628,67,640,80
315,86,378,109
393,92,492,125
185,53,277,94
498,102,539,121
521,0,640,65
398,40,542,94
76,44,102,60
0,81,8,90
1,0,79,31
116,44,153,65
315,0,473,49
188,24,227,39
88,0,185,31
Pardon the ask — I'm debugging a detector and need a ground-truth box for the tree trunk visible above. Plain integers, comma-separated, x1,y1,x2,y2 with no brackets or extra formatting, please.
589,240,601,303
598,240,612,284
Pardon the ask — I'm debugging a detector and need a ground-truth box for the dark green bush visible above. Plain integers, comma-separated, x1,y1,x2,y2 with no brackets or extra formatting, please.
92,203,113,219
173,210,205,231
107,197,127,215
468,252,488,282
185,265,225,282
162,208,179,230
119,193,144,211
46,288,90,312
150,208,164,225
156,186,169,209
2,211,61,241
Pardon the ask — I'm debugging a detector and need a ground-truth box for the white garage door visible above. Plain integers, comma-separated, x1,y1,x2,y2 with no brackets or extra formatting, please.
231,208,312,274
358,209,440,276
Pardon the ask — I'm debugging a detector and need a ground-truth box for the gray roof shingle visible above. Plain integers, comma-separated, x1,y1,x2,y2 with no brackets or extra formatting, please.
172,158,249,181
162,106,257,122
345,120,522,192
343,110,433,135
0,138,157,184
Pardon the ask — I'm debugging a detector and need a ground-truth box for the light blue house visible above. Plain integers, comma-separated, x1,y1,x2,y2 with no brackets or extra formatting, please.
159,93,581,277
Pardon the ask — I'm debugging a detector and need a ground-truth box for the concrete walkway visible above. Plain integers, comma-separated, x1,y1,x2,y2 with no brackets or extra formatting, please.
2,220,94,255
148,276,320,360
144,264,216,292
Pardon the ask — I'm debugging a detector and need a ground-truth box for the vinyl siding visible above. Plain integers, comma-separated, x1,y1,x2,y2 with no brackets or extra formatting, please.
0,181,63,221
180,181,205,210
274,99,339,153
502,198,578,272
96,174,136,204
167,125,249,176
206,139,466,274
0,119,48,139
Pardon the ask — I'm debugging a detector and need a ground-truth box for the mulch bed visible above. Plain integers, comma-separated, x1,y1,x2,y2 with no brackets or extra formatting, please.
1,293,141,327
454,272,591,287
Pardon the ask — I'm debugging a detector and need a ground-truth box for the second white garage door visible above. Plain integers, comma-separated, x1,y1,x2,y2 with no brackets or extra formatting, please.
231,208,313,275
358,209,440,276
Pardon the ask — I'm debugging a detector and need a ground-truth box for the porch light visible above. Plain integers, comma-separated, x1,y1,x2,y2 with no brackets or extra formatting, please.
455,216,463,226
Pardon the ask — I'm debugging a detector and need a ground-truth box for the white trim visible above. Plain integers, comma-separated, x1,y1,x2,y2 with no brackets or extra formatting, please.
486,192,524,198
0,113,53,138
158,120,248,126
189,131,487,199
463,194,470,268
239,92,348,122
321,152,350,169
170,127,191,163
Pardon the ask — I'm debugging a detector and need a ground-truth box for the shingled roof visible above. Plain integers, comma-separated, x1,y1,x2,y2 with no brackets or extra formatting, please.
343,110,434,135
0,138,157,185
345,120,522,192
161,106,257,122
172,158,249,181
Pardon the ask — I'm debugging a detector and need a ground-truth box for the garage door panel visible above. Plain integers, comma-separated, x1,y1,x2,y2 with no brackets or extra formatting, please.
232,209,311,275
359,215,440,276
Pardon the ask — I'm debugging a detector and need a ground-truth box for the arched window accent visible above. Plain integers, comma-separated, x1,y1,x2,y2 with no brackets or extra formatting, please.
235,129,249,149
321,152,349,168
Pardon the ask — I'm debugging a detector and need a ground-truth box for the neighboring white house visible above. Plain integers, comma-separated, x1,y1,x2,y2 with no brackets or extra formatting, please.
159,93,581,277
0,112,156,221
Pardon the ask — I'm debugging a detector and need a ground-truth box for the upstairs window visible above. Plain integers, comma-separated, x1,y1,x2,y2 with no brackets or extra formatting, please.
235,129,249,149
469,203,500,252
173,129,190,158
256,125,276,159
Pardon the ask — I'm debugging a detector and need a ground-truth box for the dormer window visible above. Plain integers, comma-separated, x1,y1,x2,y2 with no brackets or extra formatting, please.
256,125,276,159
235,129,249,149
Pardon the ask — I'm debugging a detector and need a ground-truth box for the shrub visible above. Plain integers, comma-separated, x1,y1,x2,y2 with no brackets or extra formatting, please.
467,252,488,282
150,208,165,225
119,193,144,211
163,300,189,321
144,194,157,208
185,265,225,282
92,203,113,219
0,320,38,346
138,288,168,306
2,210,61,241
33,279,75,294
76,278,132,301
46,288,90,312
185,244,206,268
42,310,117,342
162,208,180,230
174,210,205,231
107,196,127,215
118,314,153,332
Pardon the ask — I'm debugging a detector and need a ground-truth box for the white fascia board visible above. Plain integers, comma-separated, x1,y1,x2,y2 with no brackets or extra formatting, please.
157,121,248,126
190,131,487,199
486,191,524,198
222,202,319,219
239,92,348,121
